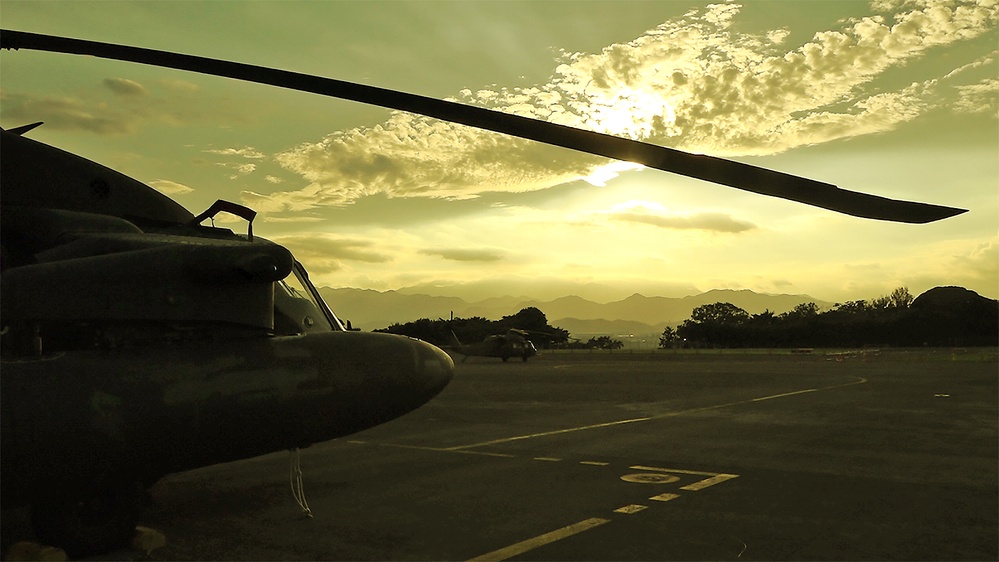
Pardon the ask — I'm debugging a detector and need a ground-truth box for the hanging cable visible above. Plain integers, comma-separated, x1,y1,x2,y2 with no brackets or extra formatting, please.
289,448,313,518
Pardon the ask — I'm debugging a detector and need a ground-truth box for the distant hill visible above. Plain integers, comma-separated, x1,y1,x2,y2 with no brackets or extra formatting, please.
318,286,832,334
909,286,998,346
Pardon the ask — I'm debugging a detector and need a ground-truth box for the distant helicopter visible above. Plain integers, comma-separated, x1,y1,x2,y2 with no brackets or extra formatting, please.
449,329,539,362
0,30,967,557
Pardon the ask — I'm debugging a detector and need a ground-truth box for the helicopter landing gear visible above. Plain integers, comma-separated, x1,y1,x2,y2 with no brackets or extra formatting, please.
30,476,144,557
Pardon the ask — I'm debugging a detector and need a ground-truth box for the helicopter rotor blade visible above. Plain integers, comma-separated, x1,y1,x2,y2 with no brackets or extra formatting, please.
1,29,966,223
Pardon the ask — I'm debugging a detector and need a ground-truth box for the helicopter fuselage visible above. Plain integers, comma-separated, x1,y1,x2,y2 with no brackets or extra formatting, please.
0,127,453,555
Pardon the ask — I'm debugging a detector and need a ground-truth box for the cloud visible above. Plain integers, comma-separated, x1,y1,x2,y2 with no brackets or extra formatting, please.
609,210,756,233
952,78,999,116
157,78,200,93
0,90,135,134
205,146,266,159
269,234,392,274
2,76,244,135
148,179,194,195
103,78,147,97
419,248,506,262
254,1,996,211
948,237,999,288
585,200,756,233
217,162,257,179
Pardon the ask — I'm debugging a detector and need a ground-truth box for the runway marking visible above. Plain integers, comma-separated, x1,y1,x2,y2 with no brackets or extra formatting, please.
620,473,681,484
629,465,719,476
445,416,652,451
345,439,517,458
680,473,739,491
467,517,611,562
343,439,737,561
614,504,648,514
451,449,518,458
448,377,867,450
344,441,739,488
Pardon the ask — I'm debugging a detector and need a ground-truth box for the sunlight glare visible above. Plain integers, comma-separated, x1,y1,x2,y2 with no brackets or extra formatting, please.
581,161,646,187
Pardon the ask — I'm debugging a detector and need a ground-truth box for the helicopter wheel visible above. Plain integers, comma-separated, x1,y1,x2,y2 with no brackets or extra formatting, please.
30,476,144,557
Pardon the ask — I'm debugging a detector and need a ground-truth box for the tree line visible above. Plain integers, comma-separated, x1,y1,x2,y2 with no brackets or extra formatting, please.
659,286,998,349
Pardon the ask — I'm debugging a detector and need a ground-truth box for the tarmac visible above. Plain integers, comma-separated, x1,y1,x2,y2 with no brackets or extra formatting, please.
14,349,999,560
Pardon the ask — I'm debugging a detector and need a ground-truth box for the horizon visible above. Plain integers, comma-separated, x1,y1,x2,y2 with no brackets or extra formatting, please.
319,280,991,307
2,1,996,302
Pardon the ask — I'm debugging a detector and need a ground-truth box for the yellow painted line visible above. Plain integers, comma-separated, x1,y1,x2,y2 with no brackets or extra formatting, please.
649,492,681,502
680,474,739,491
449,377,867,450
467,518,611,562
533,457,562,462
613,504,648,514
580,461,610,466
629,465,718,476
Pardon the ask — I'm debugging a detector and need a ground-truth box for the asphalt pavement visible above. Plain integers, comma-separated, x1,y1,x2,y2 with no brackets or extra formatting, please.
13,349,999,560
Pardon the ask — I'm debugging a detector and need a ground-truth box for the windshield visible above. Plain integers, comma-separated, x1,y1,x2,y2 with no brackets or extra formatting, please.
273,262,345,334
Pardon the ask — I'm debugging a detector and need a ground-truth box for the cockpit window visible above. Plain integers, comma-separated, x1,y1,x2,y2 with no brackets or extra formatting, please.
273,262,345,334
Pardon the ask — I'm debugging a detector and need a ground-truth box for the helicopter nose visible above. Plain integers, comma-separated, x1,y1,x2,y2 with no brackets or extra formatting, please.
410,336,454,397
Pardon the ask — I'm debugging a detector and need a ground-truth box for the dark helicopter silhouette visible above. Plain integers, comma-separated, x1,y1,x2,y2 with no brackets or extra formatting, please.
0,30,967,557
449,328,539,362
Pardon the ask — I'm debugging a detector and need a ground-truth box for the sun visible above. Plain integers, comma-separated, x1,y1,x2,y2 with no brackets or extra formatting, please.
585,88,677,139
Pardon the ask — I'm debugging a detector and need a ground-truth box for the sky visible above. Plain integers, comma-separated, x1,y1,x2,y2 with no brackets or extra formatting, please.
1,0,996,304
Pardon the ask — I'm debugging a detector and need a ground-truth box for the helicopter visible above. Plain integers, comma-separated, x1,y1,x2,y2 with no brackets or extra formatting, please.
0,29,967,557
449,328,539,362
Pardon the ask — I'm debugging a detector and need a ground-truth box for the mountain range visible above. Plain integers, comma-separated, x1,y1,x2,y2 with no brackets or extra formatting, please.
317,287,833,337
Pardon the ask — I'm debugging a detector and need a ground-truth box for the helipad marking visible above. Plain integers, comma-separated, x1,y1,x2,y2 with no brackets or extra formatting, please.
467,517,611,562
614,504,648,514
620,473,681,484
680,473,739,491
533,457,562,462
580,461,610,466
649,492,681,502
448,377,867,450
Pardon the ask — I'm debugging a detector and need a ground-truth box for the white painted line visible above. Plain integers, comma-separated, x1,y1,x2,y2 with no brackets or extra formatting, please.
466,518,611,562
649,492,681,502
613,504,648,514
448,377,867,451
748,388,818,401
533,457,562,462
446,417,652,451
628,465,719,476
580,461,610,466
353,441,517,458
452,450,517,458
680,474,739,491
